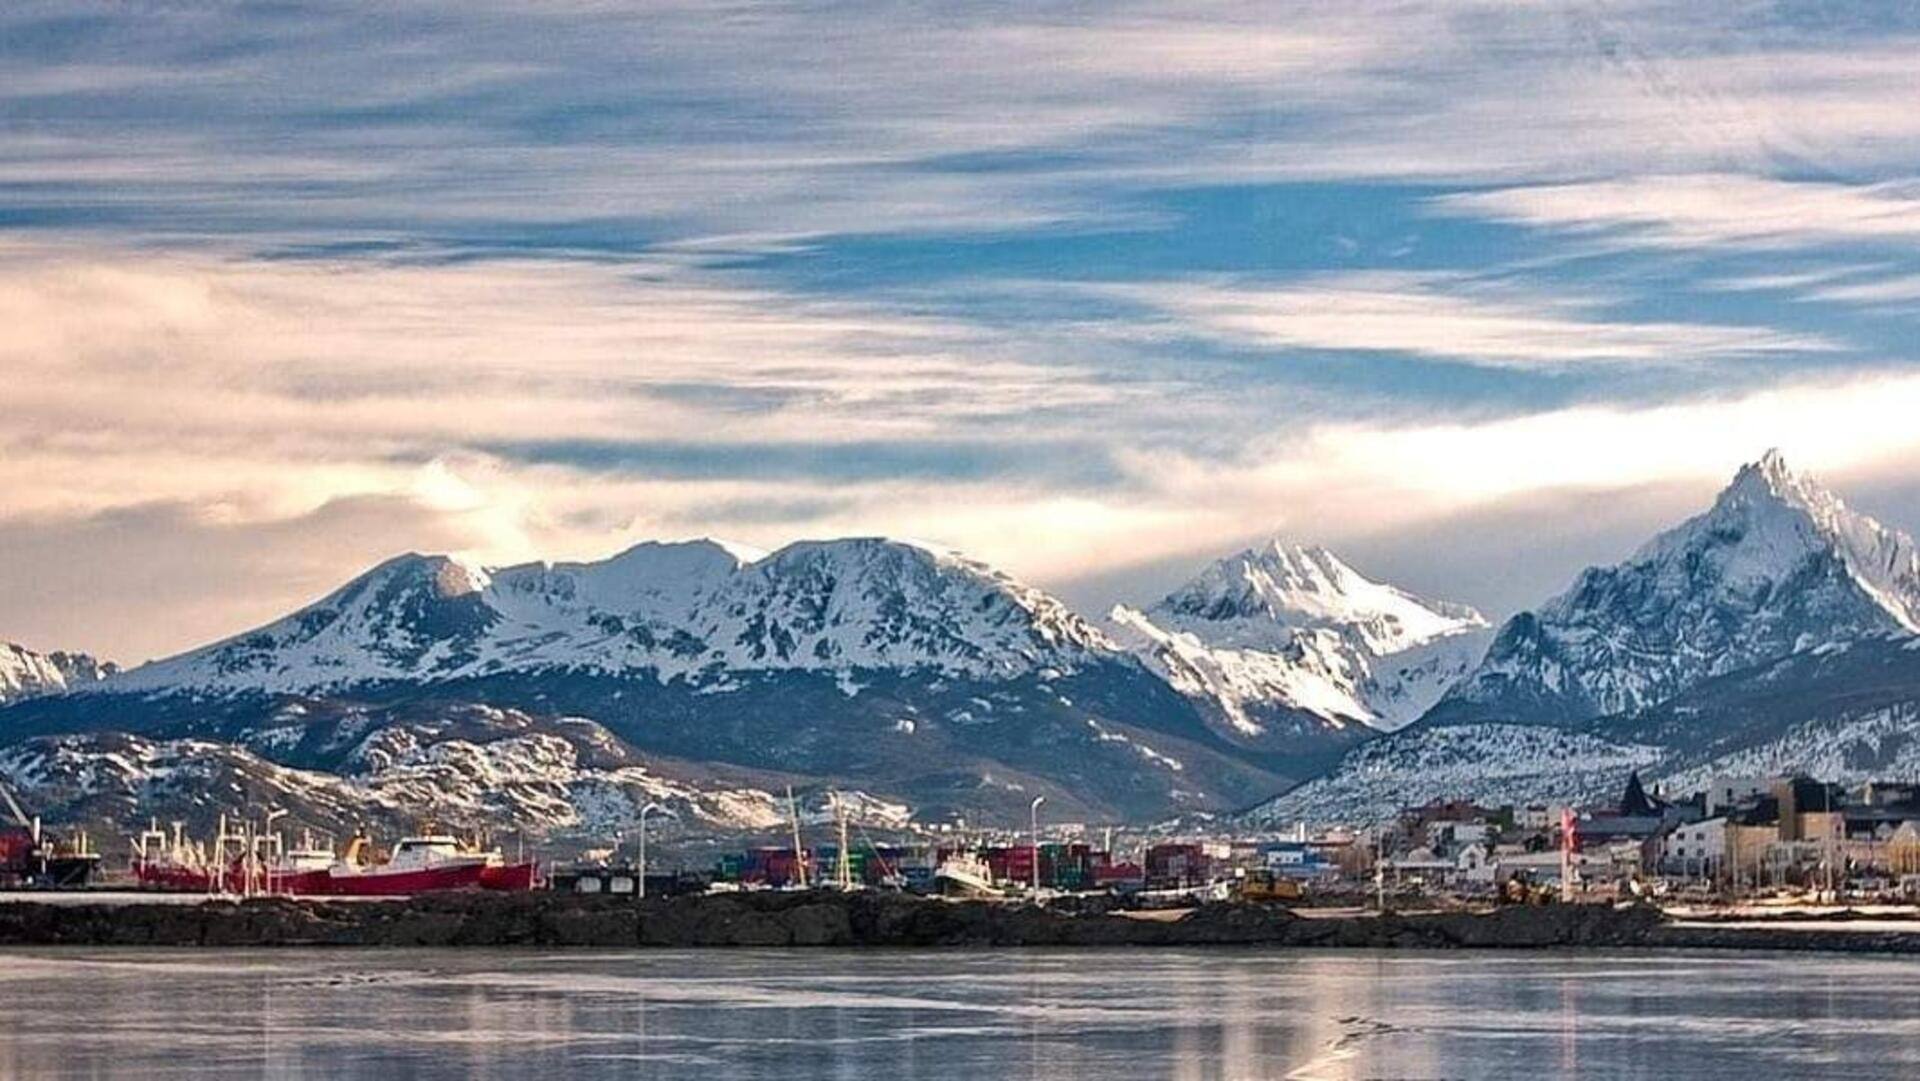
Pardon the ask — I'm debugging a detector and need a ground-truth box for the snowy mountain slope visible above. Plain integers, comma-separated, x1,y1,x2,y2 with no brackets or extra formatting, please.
1258,606,1920,827
1429,451,1920,727
1240,723,1665,827
0,704,909,842
0,642,115,705
104,538,1118,697
1111,542,1490,736
1588,630,1920,765
0,730,791,840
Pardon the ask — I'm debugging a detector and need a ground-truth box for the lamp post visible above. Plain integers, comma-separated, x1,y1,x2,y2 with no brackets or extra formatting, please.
263,807,287,896
638,802,664,899
1029,795,1046,897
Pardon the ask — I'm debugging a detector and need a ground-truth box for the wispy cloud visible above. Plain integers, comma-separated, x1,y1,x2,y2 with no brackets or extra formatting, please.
1434,175,1920,251
1094,273,1829,368
8,3,1920,660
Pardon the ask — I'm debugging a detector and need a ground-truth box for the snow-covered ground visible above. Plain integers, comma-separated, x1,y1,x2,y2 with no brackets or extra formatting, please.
1243,723,1665,827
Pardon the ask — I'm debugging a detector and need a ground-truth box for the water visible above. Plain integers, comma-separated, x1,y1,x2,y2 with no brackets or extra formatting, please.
1,948,1915,1079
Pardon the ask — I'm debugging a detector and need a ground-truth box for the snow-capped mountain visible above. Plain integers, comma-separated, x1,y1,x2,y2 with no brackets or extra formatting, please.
1429,450,1920,727
1111,542,1490,737
0,642,116,705
1246,631,1920,827
1245,452,1920,825
7,536,1299,828
106,537,1116,696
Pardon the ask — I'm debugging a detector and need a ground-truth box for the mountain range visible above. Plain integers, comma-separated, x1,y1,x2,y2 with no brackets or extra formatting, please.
1250,451,1920,825
8,450,1920,838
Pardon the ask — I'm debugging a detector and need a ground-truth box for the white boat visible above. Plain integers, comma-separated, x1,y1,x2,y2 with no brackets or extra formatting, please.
934,853,999,897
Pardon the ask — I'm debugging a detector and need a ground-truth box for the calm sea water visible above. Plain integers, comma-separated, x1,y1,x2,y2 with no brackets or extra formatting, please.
0,948,1915,1079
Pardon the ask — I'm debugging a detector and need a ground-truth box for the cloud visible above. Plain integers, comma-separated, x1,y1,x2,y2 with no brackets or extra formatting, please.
9,3,1920,663
1434,174,1920,252
1807,273,1920,308
1094,273,1829,368
7,3,1920,250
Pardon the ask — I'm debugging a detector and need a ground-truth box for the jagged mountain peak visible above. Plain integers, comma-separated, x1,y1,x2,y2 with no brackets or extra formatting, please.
1701,449,1832,536
1623,451,1920,631
1111,540,1491,740
0,642,117,705
1159,539,1485,653
1435,452,1920,726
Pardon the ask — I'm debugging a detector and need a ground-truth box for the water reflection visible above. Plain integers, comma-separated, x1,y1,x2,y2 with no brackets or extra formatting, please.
1,949,1918,1079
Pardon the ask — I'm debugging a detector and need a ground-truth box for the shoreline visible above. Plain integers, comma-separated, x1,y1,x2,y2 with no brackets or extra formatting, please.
7,890,1920,953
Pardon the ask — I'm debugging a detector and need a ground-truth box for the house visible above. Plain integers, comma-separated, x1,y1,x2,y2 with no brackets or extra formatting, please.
1456,843,1496,884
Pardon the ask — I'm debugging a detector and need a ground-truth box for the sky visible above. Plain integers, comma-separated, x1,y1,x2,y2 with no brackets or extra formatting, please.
8,1,1920,663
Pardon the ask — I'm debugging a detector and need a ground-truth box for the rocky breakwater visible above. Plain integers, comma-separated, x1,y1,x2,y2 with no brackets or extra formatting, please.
0,891,1671,949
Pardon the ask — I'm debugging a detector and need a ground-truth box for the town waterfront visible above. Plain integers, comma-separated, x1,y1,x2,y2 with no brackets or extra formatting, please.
3,948,1917,1079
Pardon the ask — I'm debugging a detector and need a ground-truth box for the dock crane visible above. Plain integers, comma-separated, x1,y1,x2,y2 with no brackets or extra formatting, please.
0,777,39,840
0,777,44,886
0,778,97,889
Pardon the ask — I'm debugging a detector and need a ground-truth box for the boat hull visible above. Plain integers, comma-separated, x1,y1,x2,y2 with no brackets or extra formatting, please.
323,861,489,896
135,856,538,896
479,861,539,892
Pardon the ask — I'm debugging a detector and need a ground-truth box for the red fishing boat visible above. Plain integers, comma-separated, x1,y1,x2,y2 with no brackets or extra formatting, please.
322,833,533,896
132,820,538,896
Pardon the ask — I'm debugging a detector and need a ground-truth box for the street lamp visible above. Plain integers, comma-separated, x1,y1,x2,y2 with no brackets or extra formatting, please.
1029,796,1046,896
263,808,287,896
638,802,665,899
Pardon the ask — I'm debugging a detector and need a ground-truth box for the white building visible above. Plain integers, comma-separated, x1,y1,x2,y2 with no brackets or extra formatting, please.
1664,817,1727,878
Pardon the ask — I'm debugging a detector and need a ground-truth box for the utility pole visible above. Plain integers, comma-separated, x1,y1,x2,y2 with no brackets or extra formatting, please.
638,802,663,899
1823,781,1837,902
1029,796,1046,897
835,793,853,891
1559,808,1576,903
787,786,808,889
1373,828,1385,912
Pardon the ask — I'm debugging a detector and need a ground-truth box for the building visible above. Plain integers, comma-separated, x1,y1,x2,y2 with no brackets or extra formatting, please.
1662,817,1726,879
1705,776,1774,816
1258,841,1336,880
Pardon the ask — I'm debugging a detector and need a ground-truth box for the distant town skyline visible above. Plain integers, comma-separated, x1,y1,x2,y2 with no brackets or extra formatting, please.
8,3,1920,661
